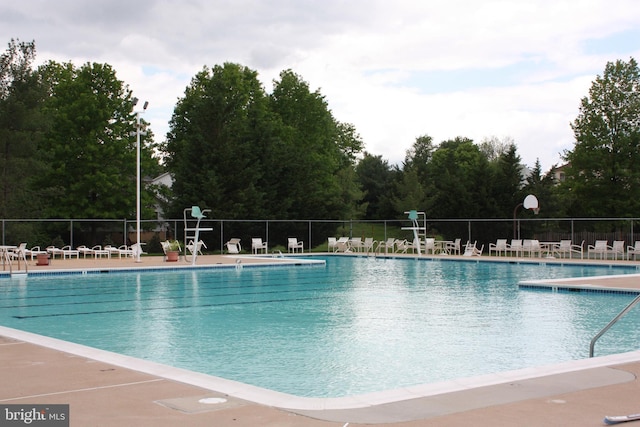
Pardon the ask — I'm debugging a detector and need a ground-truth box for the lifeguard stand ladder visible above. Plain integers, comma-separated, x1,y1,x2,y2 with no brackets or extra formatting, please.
183,206,213,265
401,210,427,255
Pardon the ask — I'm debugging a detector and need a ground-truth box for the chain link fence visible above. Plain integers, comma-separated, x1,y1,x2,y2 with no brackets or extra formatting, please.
2,217,640,256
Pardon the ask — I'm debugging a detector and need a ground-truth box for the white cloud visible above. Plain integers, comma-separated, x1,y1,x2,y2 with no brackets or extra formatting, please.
2,0,639,170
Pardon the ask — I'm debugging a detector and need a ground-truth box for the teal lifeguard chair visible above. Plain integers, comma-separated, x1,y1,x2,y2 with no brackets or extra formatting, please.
183,206,213,265
402,210,427,255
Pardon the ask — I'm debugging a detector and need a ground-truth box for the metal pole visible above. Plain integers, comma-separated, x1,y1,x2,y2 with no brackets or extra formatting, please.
513,203,523,239
135,110,141,263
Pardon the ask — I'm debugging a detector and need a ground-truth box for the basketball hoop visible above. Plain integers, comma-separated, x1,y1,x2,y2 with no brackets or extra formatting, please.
514,194,540,239
523,194,539,211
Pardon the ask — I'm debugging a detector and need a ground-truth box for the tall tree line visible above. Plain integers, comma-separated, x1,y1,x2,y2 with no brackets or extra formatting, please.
2,37,640,245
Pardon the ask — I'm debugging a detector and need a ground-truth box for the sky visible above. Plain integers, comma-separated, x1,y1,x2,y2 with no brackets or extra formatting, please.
2,0,639,171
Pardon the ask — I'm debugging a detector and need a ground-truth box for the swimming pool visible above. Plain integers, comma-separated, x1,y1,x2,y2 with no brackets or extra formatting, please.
0,257,639,398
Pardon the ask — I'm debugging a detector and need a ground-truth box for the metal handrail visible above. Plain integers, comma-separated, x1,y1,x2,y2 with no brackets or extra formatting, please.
589,293,640,357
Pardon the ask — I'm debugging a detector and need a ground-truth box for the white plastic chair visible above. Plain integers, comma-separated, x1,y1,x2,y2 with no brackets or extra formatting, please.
287,238,303,253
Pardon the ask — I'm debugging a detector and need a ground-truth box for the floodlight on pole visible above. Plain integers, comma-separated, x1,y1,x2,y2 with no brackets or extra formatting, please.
133,99,148,262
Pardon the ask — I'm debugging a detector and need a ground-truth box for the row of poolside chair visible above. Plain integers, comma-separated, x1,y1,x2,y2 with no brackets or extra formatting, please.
329,237,377,253
46,244,144,259
488,239,640,260
328,237,467,256
1,243,146,267
588,240,640,260
489,239,584,258
224,237,304,255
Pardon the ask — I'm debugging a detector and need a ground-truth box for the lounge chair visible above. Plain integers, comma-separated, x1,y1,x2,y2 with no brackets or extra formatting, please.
251,238,267,254
424,238,436,255
61,245,79,259
522,239,541,257
187,239,207,256
375,238,396,254
531,239,542,257
117,245,135,258
7,243,27,263
362,237,377,254
91,245,110,258
103,244,134,258
588,240,609,259
507,239,523,257
76,245,93,258
628,241,640,260
226,238,241,254
130,243,146,258
463,241,483,256
287,238,304,253
610,240,625,260
46,246,64,259
445,238,461,255
349,237,363,252
557,240,584,259
334,237,350,253
489,239,508,257
396,238,418,254
25,246,48,261
104,245,122,258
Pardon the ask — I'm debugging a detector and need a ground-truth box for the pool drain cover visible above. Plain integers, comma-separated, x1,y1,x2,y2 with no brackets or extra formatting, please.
156,395,243,413
199,397,227,404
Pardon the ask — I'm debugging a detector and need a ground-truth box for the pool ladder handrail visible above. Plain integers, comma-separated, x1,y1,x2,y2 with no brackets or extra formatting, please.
2,248,29,276
589,293,640,357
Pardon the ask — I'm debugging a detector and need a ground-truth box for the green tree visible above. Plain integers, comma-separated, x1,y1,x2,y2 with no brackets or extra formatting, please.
563,57,640,217
355,152,396,219
0,39,47,218
37,61,160,220
490,143,523,217
403,134,434,184
390,167,427,215
523,159,560,217
268,69,360,220
426,137,494,219
164,63,271,219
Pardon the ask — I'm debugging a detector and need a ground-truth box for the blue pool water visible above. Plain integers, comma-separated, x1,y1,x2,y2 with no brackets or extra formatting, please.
0,257,639,397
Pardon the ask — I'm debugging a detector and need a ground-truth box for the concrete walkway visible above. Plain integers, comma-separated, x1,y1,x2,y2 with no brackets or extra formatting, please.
2,253,640,426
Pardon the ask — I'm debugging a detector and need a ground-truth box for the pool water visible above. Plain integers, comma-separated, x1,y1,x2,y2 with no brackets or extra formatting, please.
1,257,639,397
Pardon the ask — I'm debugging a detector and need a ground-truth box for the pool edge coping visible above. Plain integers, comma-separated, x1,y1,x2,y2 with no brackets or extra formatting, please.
2,325,640,412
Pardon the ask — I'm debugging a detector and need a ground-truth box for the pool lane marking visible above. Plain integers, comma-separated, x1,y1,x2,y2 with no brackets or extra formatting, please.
11,295,327,319
0,378,164,402
0,273,352,307
1,283,342,310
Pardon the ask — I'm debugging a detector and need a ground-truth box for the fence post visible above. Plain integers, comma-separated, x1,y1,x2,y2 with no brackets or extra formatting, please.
220,220,224,254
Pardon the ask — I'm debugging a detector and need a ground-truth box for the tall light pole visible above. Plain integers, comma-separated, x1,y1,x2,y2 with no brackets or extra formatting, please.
132,98,148,262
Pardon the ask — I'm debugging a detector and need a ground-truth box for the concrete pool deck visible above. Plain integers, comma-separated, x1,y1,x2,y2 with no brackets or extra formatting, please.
2,253,640,426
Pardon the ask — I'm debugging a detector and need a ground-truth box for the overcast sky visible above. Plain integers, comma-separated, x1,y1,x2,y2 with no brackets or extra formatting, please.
2,0,639,171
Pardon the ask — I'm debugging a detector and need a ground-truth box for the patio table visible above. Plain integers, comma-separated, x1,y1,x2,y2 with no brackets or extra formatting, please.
540,242,560,258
